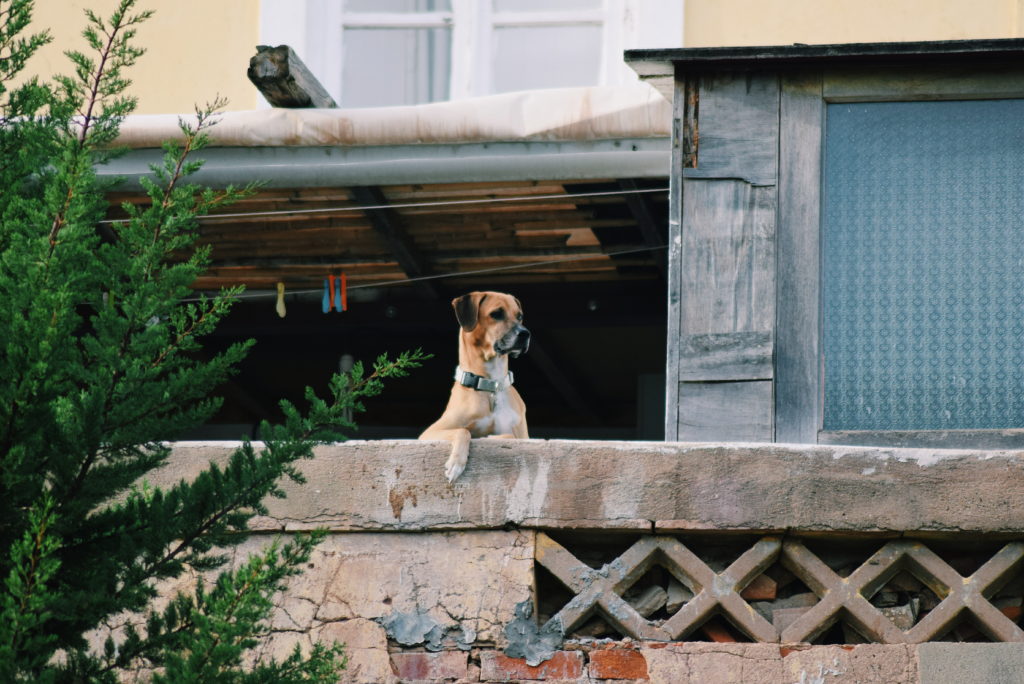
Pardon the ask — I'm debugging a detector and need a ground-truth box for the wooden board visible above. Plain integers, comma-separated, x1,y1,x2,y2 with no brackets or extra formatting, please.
665,78,688,440
683,72,780,186
775,71,824,445
679,179,777,335
677,331,772,382
824,65,1024,102
677,380,773,442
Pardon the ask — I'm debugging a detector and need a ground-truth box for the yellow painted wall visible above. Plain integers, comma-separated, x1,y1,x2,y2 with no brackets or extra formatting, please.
685,0,1024,47
25,0,259,114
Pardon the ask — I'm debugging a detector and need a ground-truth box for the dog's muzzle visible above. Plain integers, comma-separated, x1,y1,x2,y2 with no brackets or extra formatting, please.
496,325,531,358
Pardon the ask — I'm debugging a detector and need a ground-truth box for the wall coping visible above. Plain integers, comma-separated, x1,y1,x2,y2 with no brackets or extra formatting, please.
161,439,1024,536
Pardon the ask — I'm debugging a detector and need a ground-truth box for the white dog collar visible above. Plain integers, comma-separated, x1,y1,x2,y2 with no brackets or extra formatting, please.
454,366,514,393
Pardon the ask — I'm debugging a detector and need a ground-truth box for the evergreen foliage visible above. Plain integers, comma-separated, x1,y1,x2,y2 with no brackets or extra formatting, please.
0,1,428,680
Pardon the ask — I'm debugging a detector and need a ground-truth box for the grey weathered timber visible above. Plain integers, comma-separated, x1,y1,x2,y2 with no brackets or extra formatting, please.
682,73,780,186
161,440,1024,535
247,45,338,108
821,429,1024,450
823,65,1024,102
774,71,823,444
626,38,1024,78
669,70,779,441
677,380,772,441
677,332,772,381
664,81,687,440
679,179,776,336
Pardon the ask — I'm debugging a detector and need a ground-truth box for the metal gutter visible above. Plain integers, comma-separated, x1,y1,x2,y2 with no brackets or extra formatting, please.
96,138,671,189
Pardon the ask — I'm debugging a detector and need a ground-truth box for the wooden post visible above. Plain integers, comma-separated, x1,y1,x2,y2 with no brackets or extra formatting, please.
247,45,338,108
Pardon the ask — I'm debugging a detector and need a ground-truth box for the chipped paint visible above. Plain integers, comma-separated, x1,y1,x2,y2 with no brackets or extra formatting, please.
503,600,564,666
379,611,447,651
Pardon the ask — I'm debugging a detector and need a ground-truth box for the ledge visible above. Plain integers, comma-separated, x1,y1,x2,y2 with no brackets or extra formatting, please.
163,439,1024,535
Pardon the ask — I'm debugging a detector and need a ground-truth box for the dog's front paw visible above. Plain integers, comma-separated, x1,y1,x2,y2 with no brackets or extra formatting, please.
444,454,467,483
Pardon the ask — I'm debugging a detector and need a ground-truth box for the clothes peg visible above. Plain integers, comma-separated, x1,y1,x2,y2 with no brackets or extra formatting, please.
334,273,345,312
322,278,330,314
275,282,287,318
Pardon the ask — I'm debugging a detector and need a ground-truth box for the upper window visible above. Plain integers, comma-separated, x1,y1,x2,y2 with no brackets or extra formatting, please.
339,0,603,107
821,99,1024,431
260,0,682,109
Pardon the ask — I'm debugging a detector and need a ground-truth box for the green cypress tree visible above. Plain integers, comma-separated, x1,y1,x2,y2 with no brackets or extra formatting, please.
0,1,427,680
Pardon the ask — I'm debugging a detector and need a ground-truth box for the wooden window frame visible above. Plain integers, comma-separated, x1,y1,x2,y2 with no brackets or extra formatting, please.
775,65,1024,448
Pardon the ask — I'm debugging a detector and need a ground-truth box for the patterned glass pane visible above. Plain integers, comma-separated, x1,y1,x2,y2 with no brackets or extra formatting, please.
823,99,1024,430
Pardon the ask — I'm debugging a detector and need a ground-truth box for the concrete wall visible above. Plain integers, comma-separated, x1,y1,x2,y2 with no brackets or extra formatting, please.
685,0,1024,47
116,440,1024,683
22,0,259,113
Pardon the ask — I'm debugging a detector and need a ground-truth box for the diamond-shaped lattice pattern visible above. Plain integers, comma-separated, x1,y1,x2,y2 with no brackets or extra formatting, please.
534,534,1024,644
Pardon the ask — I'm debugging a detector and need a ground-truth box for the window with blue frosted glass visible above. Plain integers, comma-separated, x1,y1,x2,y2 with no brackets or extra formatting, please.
822,99,1024,431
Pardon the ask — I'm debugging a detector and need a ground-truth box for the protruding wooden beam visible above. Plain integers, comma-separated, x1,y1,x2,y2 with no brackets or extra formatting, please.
247,45,337,108
350,186,440,298
617,178,668,281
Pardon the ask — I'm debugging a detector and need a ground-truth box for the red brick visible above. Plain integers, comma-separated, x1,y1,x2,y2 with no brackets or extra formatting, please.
1001,605,1023,622
699,620,737,643
740,574,778,601
391,651,468,681
481,650,584,681
589,649,649,680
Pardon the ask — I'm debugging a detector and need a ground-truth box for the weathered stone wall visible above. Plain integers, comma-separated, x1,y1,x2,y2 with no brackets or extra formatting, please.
138,440,1024,683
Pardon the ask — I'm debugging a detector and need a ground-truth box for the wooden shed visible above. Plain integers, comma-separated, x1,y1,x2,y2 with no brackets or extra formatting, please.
626,39,1024,446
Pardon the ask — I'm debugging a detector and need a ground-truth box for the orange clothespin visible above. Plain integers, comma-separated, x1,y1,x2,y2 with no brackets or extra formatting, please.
338,273,347,312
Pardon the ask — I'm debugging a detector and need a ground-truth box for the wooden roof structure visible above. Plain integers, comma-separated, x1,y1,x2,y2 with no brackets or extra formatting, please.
107,178,668,295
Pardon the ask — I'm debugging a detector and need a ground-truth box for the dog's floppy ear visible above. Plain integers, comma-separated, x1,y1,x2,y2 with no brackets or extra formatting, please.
453,292,486,331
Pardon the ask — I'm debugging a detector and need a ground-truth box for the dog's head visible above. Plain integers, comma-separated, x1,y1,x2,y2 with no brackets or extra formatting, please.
452,291,530,361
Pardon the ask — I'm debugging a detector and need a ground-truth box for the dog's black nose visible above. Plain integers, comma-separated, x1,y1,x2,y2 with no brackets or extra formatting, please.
516,326,531,351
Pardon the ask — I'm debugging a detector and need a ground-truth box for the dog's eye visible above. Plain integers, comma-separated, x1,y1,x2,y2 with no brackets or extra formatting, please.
490,309,505,321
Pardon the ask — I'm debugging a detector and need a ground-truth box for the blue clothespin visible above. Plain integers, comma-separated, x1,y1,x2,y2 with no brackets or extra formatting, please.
322,278,330,314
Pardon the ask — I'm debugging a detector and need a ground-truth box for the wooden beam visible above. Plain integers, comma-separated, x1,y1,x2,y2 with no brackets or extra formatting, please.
617,178,668,281
350,186,441,298
247,45,337,108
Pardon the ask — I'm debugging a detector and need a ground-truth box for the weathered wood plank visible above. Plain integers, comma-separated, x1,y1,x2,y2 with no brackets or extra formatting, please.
820,429,1024,450
683,72,779,185
678,380,773,442
775,71,823,444
679,179,777,335
824,65,1024,102
665,77,687,440
247,45,338,108
678,332,772,381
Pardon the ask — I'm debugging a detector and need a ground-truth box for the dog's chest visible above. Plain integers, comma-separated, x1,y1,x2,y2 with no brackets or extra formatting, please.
472,390,518,436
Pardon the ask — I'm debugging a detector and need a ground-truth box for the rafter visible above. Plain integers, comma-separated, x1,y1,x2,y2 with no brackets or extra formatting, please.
351,186,441,298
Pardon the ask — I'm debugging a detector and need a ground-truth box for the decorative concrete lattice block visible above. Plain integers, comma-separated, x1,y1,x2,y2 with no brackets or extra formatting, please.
535,533,1024,645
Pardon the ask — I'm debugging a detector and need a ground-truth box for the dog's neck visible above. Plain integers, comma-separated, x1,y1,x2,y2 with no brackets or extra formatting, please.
458,336,509,380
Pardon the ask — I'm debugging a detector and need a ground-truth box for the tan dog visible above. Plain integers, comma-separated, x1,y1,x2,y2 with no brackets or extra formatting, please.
420,291,530,482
